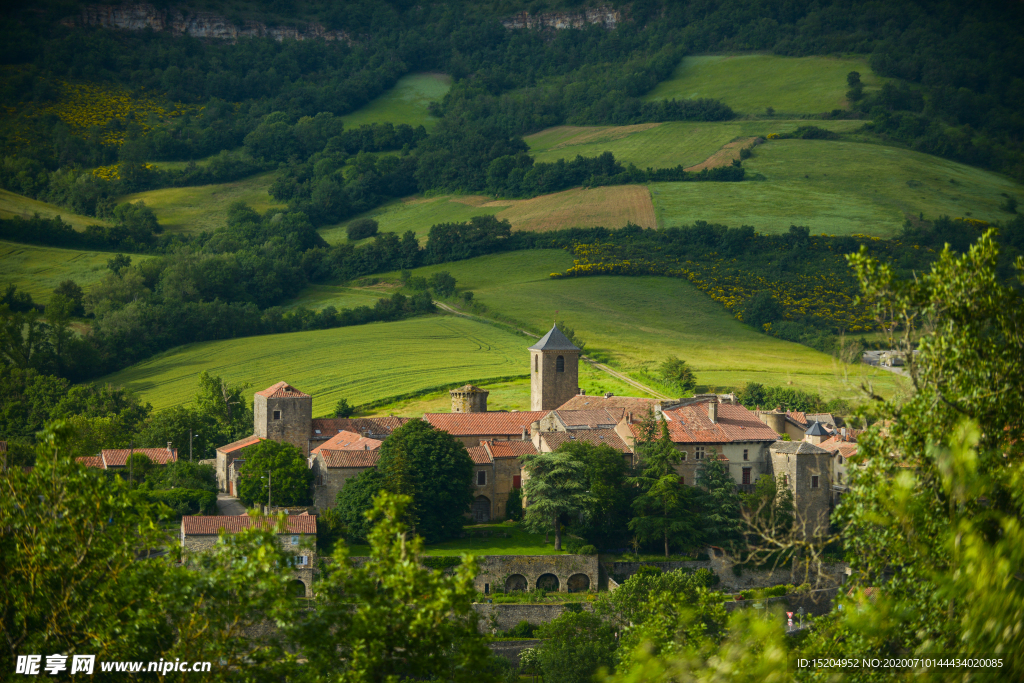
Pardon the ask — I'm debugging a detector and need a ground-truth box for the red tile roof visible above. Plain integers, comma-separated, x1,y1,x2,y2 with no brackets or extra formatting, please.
819,435,859,459
255,382,311,399
76,456,104,468
467,445,491,464
311,430,382,454
182,515,316,535
636,402,779,445
423,411,547,437
553,409,623,429
557,395,660,413
788,411,808,426
540,429,631,453
102,448,177,467
217,435,264,455
483,440,538,459
310,416,410,438
320,449,380,468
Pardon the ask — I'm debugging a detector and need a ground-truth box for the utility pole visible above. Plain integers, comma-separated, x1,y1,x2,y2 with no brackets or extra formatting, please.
262,471,272,512
189,425,193,463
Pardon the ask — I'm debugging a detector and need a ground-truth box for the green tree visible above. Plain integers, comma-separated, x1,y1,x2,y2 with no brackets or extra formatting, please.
52,280,84,316
44,292,76,374
334,468,386,541
294,492,493,681
236,440,312,507
195,370,252,440
556,440,629,547
346,217,379,240
694,454,743,547
536,608,618,683
659,355,697,394
375,419,474,542
147,460,217,493
125,451,153,486
0,305,47,370
334,397,354,418
628,418,694,557
427,270,457,297
505,486,523,522
742,290,782,331
521,450,596,551
106,253,131,275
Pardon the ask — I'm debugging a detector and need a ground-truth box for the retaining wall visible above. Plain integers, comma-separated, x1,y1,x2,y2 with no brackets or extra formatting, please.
472,603,594,632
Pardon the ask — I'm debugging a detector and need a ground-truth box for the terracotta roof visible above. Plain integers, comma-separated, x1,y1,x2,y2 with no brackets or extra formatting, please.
182,515,316,535
557,394,661,413
788,411,808,425
643,402,780,444
541,429,631,453
255,381,311,399
320,449,380,468
769,440,830,455
310,416,409,438
423,411,547,436
102,448,177,467
818,435,859,459
311,430,382,454
467,445,491,464
529,325,579,351
553,409,622,429
483,440,538,459
76,456,104,468
217,435,264,455
806,412,837,426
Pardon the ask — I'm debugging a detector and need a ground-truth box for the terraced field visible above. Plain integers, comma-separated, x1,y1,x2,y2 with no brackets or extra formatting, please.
645,54,880,115
652,139,1023,236
0,189,110,231
0,240,152,300
342,72,451,130
97,316,532,413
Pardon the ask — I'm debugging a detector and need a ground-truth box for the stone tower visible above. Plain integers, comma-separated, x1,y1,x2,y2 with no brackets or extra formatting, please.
254,382,313,454
450,384,489,413
529,325,580,411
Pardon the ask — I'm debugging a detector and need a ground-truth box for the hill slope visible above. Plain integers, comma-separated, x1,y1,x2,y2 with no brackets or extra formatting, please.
0,240,152,300
342,73,451,130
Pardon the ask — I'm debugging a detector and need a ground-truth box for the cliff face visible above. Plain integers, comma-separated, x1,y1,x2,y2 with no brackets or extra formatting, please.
501,7,620,30
60,3,350,42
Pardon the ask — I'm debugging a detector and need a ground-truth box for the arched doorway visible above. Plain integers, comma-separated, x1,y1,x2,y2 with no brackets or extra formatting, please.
472,496,491,523
536,573,560,592
567,573,591,593
288,579,307,598
505,574,528,593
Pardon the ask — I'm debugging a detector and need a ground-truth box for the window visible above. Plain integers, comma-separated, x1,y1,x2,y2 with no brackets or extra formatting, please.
695,446,705,460
679,475,685,485
743,449,749,461
273,410,281,420
295,555,308,566
556,355,565,372
811,475,820,488
512,475,522,489
291,535,299,545
484,583,490,595
680,451,687,461
534,356,538,373
838,455,844,465
838,472,843,484
783,474,789,486
742,467,751,485
477,471,487,486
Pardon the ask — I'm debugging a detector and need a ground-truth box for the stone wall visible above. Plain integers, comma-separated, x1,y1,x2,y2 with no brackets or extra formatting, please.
473,603,594,632
531,350,580,411
182,532,317,596
313,460,372,509
725,588,838,618
255,394,313,454
770,450,831,538
610,559,848,593
488,640,542,667
474,554,598,594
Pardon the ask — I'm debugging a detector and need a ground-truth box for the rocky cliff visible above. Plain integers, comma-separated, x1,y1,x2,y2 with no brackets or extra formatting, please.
501,7,620,30
60,3,350,42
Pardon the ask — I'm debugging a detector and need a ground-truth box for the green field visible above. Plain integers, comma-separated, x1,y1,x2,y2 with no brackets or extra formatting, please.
121,171,285,234
645,54,880,115
525,120,863,169
342,72,451,130
384,250,903,403
320,195,504,244
98,315,535,413
651,139,1023,236
281,283,389,310
0,189,110,231
0,240,152,300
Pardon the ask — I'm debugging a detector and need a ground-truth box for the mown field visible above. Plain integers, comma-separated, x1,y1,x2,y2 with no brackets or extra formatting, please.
525,119,863,169
121,171,285,234
0,240,152,300
651,139,1023,236
342,72,451,130
98,315,534,413
0,189,110,231
381,250,904,402
645,54,880,115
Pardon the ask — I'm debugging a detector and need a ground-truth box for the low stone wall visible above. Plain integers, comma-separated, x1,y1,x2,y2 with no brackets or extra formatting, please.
474,555,599,594
488,639,542,666
472,603,594,632
725,588,838,618
610,559,847,593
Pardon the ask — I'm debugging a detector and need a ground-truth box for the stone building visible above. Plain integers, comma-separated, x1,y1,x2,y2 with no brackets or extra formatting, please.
309,430,383,509
530,325,581,411
92,445,178,470
450,384,488,413
181,515,317,597
468,439,536,522
767,440,832,538
423,411,547,448
216,435,263,492
755,408,811,441
254,382,313,453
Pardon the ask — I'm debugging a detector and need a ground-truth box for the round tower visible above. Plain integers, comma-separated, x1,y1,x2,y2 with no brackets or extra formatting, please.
450,384,489,413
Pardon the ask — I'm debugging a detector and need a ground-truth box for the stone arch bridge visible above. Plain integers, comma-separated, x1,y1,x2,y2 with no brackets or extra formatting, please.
469,555,600,594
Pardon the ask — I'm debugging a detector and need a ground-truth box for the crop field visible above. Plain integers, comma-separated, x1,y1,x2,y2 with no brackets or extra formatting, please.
319,195,505,244
0,189,110,231
651,139,1023,236
121,171,285,233
0,240,151,300
645,54,880,115
98,316,533,413
342,72,451,130
384,250,903,402
282,283,389,311
525,119,863,169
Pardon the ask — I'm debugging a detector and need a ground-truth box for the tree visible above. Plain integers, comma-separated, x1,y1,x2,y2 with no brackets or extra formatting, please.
334,468,387,541
375,419,474,542
741,473,794,540
346,218,379,240
236,440,312,507
694,454,743,547
44,292,76,374
125,452,153,486
427,271,457,297
334,397,354,418
535,608,617,683
52,280,84,317
521,450,596,551
628,418,695,557
659,356,697,394
293,492,493,681
557,440,630,548
147,460,217,493
554,320,586,352
741,290,782,331
195,371,252,440
106,253,131,276
505,486,523,521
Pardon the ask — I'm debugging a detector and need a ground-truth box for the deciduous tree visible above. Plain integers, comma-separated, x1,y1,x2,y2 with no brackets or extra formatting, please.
521,450,596,551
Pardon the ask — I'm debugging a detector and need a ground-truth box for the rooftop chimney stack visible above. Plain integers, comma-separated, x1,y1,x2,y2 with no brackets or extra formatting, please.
708,400,718,423
521,426,527,441
167,441,172,451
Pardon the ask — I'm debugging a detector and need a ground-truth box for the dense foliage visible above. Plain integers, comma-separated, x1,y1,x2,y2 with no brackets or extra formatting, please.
236,440,313,507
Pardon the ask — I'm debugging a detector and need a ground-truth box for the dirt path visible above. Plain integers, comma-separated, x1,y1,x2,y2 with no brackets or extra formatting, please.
685,136,761,172
433,302,671,399
216,493,247,516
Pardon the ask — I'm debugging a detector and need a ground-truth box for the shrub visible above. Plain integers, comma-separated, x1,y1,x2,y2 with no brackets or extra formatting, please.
347,218,379,240
577,544,598,555
421,556,462,570
505,488,523,521
505,620,536,638
690,567,719,587
146,488,217,517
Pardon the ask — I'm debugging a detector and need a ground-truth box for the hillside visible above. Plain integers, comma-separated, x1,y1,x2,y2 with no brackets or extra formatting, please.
341,73,451,130
0,189,109,231
0,240,151,300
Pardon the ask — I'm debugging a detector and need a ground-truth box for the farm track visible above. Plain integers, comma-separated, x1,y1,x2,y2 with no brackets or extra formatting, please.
432,301,670,400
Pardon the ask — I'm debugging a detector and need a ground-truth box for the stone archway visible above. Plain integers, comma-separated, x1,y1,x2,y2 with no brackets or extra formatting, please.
536,573,560,592
288,579,308,598
472,496,491,523
567,573,591,593
505,574,528,593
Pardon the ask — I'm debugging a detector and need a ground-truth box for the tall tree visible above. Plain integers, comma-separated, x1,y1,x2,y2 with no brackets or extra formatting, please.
695,453,743,547
521,450,596,551
195,371,252,440
628,418,695,558
558,440,630,547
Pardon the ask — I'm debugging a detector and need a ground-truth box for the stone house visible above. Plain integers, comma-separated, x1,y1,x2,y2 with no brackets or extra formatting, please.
450,384,489,413
466,438,536,522
767,440,832,538
535,408,623,433
308,416,409,453
181,515,317,597
216,435,263,492
755,408,813,441
82,445,178,470
311,436,382,510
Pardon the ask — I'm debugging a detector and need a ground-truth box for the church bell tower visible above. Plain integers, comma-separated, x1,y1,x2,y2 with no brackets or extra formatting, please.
529,325,580,411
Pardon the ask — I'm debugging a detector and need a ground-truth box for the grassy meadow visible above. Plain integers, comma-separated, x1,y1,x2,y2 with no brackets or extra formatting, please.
319,195,505,244
121,171,285,234
651,139,1023,236
0,240,152,300
645,54,880,114
0,189,110,231
342,72,451,130
97,315,534,413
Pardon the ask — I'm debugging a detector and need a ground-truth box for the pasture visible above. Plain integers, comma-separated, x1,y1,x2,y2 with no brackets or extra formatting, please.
0,189,110,231
645,54,880,115
319,195,505,244
385,250,904,403
0,240,151,300
97,315,533,413
121,171,285,234
342,72,451,130
651,139,1023,236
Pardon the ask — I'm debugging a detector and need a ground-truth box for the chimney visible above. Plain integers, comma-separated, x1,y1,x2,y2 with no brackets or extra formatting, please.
167,441,172,452
521,426,527,441
841,427,847,439
363,444,368,450
627,411,633,424
708,400,718,423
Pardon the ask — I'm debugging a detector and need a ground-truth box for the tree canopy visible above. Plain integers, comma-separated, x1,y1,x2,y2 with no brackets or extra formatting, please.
236,440,312,507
